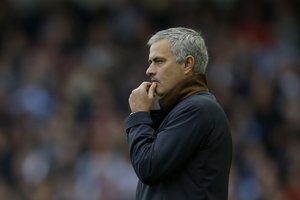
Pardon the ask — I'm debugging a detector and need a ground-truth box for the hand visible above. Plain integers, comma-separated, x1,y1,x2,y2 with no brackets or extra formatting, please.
129,82,157,113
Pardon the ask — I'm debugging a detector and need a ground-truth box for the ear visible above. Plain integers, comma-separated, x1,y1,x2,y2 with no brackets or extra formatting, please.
183,55,195,75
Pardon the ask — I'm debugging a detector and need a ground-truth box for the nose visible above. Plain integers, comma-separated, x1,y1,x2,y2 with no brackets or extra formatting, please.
146,63,155,77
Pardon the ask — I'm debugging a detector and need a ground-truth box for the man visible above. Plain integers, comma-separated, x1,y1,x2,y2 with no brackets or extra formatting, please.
125,27,232,200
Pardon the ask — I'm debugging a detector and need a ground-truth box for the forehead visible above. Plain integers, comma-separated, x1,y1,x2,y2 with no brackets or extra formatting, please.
149,39,173,59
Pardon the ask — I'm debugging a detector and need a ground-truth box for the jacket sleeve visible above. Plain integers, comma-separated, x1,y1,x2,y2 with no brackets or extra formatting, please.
124,103,211,185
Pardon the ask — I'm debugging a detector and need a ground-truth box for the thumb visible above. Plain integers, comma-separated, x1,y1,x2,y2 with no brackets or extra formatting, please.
148,82,157,98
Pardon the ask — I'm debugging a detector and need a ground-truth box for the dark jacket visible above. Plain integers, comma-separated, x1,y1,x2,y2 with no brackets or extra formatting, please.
125,75,232,200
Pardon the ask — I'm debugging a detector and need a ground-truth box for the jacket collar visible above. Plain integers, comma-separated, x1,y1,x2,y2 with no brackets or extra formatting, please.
159,74,209,111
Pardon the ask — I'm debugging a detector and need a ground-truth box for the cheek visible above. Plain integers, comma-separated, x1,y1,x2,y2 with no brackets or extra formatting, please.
156,75,173,95
154,79,167,96
157,64,182,94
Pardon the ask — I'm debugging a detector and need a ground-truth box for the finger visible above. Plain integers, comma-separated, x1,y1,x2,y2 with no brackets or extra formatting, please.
148,82,157,98
140,82,152,90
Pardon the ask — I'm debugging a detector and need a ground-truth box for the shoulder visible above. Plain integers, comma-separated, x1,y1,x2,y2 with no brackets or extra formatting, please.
172,92,227,120
180,92,220,110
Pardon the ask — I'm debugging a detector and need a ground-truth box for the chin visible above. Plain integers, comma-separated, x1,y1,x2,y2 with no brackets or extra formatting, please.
155,86,167,96
155,89,163,97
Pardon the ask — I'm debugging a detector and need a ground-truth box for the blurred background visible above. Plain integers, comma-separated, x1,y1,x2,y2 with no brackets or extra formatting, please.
0,0,299,199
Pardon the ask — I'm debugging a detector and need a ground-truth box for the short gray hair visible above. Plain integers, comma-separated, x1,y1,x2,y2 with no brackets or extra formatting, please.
147,27,208,74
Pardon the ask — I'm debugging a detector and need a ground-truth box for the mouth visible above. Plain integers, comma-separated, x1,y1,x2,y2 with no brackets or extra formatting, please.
151,79,159,83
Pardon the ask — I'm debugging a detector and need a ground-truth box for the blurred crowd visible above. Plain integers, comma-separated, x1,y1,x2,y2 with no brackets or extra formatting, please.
0,0,299,199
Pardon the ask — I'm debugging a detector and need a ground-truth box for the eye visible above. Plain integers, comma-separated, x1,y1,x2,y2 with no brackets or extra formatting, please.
154,58,165,64
149,57,165,65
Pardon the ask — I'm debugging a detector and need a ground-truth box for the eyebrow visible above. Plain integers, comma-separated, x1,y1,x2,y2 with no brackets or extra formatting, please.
148,56,165,63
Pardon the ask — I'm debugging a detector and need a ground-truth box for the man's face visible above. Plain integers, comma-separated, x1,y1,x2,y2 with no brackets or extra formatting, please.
147,39,186,96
